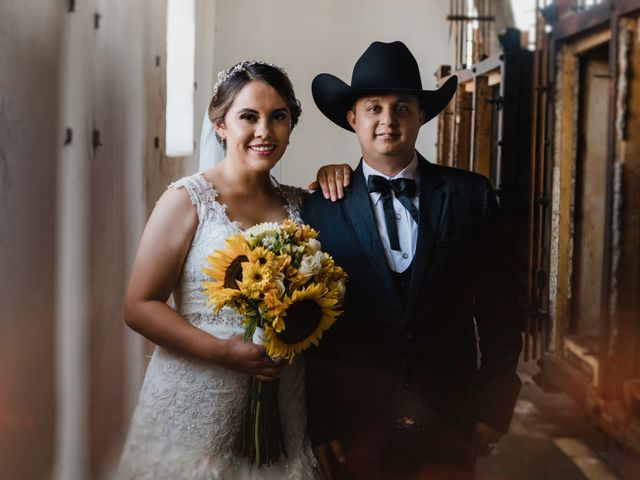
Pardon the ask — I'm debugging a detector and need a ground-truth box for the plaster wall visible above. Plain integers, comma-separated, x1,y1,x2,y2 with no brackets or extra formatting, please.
207,0,453,186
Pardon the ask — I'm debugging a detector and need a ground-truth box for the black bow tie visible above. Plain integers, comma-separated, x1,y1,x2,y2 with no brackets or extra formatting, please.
367,175,419,251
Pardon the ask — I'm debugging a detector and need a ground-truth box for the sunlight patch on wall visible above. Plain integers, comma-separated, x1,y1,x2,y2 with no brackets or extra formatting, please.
166,0,195,157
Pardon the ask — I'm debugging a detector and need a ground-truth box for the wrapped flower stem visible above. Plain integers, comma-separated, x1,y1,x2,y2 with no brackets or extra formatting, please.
237,376,287,467
235,327,287,467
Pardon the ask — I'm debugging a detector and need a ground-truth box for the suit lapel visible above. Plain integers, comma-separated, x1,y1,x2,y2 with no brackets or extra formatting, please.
343,162,404,324
406,154,446,320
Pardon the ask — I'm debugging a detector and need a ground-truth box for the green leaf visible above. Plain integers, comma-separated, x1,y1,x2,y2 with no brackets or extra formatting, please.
244,315,258,343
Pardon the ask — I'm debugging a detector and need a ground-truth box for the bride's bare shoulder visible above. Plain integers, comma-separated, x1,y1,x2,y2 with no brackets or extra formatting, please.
145,186,199,246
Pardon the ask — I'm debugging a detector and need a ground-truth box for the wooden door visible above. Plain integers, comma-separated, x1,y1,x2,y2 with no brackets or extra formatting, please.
572,49,610,336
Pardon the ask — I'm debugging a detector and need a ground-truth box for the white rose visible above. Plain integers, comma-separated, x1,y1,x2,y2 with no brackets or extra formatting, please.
298,251,323,278
336,278,347,301
273,278,286,297
307,238,322,254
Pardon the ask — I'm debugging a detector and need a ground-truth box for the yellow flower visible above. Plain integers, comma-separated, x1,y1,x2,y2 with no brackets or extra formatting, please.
202,285,244,312
247,246,277,271
275,255,291,274
262,283,341,363
281,218,299,237
271,316,285,333
237,262,272,298
295,223,319,242
202,234,248,289
262,288,287,316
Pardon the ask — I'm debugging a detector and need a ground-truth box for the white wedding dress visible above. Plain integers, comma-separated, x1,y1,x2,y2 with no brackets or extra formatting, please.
116,172,319,480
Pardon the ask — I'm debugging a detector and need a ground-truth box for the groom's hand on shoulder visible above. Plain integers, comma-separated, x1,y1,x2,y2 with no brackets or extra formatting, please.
313,438,346,480
308,164,352,202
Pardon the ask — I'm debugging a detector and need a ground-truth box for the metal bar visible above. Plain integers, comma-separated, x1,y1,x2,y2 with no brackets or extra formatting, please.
599,2,620,397
537,4,551,357
527,1,543,360
459,0,465,68
446,15,495,21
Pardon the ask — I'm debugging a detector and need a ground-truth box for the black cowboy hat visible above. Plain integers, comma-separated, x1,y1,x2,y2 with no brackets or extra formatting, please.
312,41,458,131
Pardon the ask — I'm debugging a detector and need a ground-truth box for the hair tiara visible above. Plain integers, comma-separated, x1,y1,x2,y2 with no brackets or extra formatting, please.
212,60,289,98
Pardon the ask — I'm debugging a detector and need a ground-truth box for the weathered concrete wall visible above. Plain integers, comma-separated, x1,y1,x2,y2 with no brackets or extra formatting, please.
0,1,62,479
0,1,188,478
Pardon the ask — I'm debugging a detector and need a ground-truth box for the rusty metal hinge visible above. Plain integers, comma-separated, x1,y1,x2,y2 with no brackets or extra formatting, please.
537,193,548,207
63,128,73,145
487,95,504,111
92,129,102,149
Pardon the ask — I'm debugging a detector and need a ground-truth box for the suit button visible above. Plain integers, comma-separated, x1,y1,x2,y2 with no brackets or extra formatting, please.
402,253,409,259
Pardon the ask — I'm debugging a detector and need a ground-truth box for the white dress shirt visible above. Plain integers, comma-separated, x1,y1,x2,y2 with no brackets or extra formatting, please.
362,155,420,273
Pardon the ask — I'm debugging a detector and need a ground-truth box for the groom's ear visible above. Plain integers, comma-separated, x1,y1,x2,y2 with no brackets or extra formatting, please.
347,110,357,130
419,108,427,124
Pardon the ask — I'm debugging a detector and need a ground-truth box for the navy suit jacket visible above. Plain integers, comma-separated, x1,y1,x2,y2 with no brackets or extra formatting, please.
302,153,522,447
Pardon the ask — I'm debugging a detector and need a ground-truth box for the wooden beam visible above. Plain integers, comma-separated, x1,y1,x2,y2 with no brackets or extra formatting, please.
553,2,611,41
612,16,640,386
618,0,640,17
439,96,455,167
472,75,492,177
570,28,612,54
454,85,472,171
552,47,578,349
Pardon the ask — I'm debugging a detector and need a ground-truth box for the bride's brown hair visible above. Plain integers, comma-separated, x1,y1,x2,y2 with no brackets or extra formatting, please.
208,62,302,146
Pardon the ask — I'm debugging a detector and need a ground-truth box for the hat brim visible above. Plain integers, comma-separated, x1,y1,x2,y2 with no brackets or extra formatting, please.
312,74,458,132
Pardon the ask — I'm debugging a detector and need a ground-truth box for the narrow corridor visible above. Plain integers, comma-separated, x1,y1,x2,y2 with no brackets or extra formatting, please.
477,363,640,480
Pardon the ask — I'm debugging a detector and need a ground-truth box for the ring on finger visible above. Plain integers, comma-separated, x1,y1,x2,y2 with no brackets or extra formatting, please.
335,170,344,177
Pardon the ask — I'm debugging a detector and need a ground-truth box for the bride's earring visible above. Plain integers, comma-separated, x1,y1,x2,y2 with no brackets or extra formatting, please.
215,132,227,148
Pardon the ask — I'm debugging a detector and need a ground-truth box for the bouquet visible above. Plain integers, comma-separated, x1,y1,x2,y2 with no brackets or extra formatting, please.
202,219,347,467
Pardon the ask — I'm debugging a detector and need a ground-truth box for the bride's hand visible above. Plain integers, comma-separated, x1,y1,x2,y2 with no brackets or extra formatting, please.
218,334,285,382
308,163,352,202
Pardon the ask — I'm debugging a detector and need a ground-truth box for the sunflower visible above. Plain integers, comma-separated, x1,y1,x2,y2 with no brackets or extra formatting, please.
202,284,244,313
202,234,248,289
262,283,341,363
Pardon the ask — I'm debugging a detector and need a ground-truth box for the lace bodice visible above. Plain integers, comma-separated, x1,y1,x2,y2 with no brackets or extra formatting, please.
171,172,305,323
115,172,317,480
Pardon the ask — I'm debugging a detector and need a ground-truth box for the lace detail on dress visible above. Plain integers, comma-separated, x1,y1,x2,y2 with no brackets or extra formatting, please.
273,180,306,225
116,173,317,480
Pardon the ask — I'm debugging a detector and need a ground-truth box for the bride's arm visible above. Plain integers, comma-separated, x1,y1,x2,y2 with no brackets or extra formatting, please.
124,187,282,381
307,163,352,201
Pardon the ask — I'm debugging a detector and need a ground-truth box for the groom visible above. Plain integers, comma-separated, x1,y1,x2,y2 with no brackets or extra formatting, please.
303,41,522,479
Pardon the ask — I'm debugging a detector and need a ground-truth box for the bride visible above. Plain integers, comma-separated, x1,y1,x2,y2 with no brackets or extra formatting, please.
116,60,344,479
